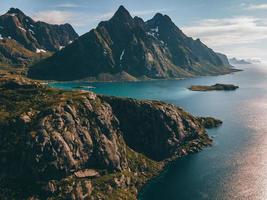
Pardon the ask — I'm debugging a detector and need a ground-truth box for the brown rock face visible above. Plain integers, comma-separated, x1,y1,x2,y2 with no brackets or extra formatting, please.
102,96,206,161
32,96,128,177
0,75,216,199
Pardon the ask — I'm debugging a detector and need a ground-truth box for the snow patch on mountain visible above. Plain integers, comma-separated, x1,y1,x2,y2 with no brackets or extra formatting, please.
36,48,46,53
18,26,26,32
120,49,125,61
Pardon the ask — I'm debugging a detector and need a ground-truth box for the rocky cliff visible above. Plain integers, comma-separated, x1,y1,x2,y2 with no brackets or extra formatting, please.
216,53,231,66
28,6,233,81
0,73,220,199
0,8,78,52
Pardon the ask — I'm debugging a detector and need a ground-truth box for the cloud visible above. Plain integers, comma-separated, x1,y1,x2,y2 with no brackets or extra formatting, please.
31,8,171,27
54,3,80,8
32,10,73,24
71,12,114,27
181,16,267,62
31,10,112,26
182,16,267,47
132,9,172,17
221,46,267,63
244,3,267,10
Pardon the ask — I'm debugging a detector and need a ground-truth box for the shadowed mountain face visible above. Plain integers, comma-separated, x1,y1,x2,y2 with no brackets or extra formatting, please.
0,8,78,52
29,6,232,81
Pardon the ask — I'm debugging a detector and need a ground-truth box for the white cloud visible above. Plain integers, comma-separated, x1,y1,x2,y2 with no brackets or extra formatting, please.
181,16,267,62
132,9,171,17
218,45,267,63
32,10,73,24
31,8,170,27
245,3,267,10
72,12,114,27
54,3,80,8
182,16,267,46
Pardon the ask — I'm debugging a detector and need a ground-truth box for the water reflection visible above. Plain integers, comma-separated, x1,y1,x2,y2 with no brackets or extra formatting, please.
50,64,267,200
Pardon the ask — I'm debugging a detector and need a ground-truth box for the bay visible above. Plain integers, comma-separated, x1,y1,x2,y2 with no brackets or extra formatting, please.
50,64,267,200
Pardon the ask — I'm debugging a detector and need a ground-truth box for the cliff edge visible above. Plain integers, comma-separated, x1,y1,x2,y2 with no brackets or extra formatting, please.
0,72,220,199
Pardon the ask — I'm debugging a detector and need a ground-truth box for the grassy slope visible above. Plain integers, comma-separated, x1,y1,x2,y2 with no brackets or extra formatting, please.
0,39,51,69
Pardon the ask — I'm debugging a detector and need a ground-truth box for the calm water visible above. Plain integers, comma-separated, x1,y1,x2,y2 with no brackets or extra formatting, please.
50,64,267,200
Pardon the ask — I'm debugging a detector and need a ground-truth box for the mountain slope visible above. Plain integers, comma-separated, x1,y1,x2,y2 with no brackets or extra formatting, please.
216,52,231,66
0,38,50,68
29,6,233,81
0,8,78,52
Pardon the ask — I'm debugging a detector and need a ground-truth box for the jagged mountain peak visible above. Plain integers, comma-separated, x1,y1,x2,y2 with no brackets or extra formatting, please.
148,13,174,28
116,5,130,15
153,13,164,20
0,8,78,52
152,13,172,22
6,7,25,16
29,5,232,81
111,5,132,22
133,16,145,26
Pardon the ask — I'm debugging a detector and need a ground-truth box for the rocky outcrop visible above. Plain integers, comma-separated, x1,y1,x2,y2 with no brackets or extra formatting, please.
102,96,209,161
0,8,78,52
198,117,223,129
28,6,233,81
189,84,239,91
0,74,219,199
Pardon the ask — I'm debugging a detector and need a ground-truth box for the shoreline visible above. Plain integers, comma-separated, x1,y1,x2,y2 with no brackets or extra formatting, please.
46,68,242,85
0,71,223,199
137,133,213,200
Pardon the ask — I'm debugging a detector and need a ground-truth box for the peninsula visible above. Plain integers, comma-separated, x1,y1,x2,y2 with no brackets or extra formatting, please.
0,71,221,199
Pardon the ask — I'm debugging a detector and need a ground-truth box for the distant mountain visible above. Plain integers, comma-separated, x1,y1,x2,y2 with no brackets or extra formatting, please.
229,57,261,65
0,8,78,53
229,58,251,65
29,6,233,81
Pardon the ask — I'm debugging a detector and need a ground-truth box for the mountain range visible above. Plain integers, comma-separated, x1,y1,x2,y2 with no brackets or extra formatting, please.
229,57,262,65
0,8,78,67
28,6,234,81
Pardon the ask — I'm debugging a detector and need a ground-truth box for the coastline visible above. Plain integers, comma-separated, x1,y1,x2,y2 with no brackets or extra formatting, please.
137,133,213,200
0,72,221,199
46,68,242,86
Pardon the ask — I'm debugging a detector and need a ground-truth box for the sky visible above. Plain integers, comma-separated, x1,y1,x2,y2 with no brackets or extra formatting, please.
1,0,267,63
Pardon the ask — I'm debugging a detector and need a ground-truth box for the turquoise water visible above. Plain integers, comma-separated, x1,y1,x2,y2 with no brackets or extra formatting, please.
50,64,267,200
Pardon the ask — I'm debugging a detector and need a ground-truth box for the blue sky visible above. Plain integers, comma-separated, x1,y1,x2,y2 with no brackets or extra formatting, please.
1,0,267,62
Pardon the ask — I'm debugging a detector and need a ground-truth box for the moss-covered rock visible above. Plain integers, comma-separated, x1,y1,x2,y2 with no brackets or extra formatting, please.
198,117,223,129
189,83,239,91
0,74,220,199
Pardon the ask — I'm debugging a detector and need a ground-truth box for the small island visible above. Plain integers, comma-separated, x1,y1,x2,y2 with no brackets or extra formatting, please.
189,83,239,91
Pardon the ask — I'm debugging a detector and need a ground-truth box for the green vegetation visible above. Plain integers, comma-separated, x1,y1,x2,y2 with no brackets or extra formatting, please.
0,73,220,199
0,39,51,69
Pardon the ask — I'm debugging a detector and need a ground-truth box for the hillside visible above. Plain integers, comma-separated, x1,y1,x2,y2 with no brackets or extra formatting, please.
0,38,50,68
